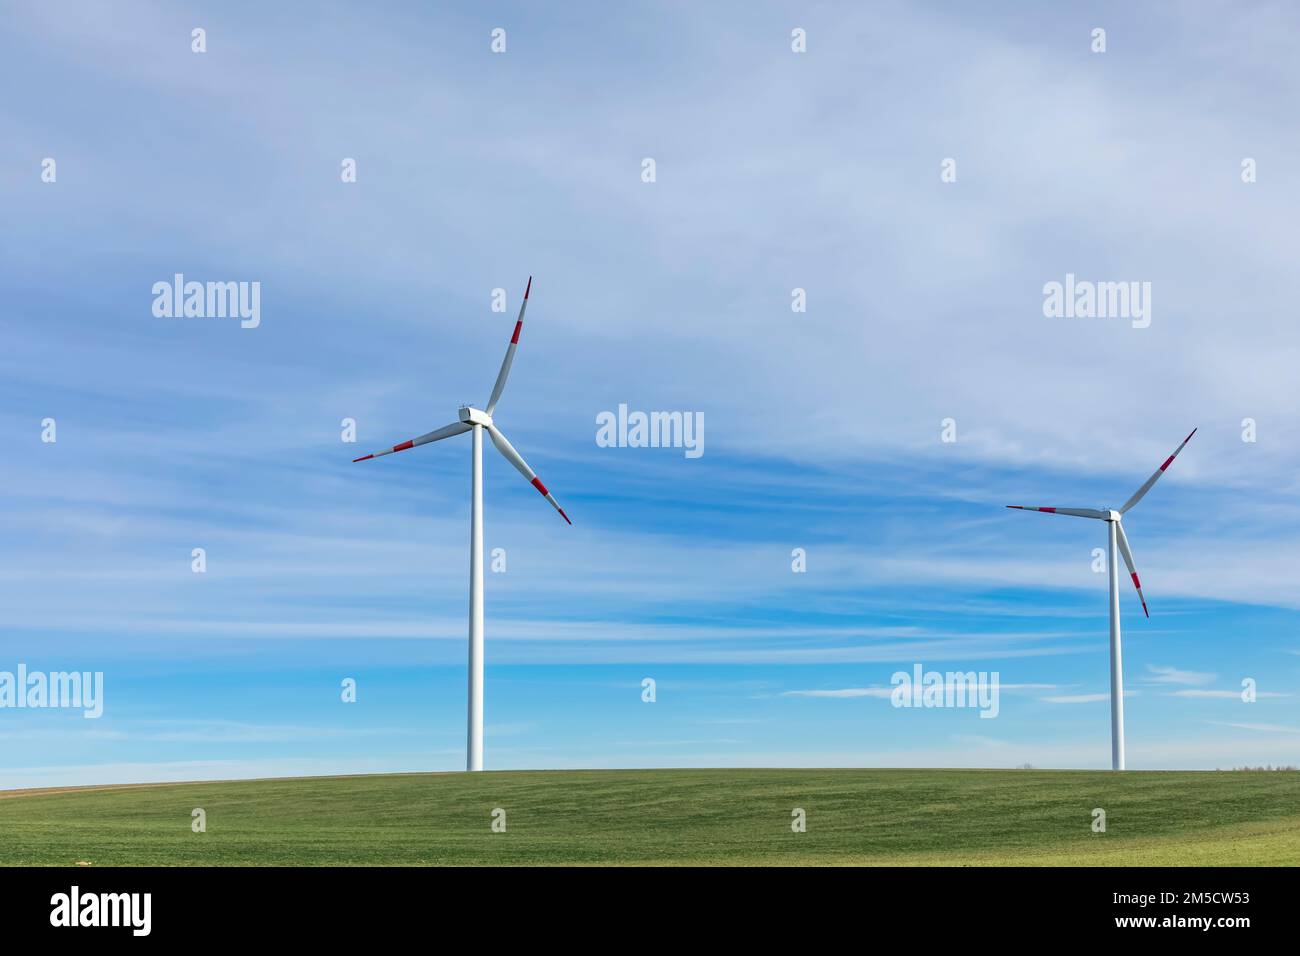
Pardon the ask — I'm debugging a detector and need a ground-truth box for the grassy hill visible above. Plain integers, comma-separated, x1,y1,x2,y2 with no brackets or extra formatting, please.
2,768,1298,866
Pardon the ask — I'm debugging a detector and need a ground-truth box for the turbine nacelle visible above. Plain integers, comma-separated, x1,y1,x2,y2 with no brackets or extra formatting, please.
458,406,493,427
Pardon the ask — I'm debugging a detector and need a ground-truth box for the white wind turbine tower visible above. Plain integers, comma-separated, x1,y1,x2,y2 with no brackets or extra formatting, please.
353,277,570,771
1007,429,1195,771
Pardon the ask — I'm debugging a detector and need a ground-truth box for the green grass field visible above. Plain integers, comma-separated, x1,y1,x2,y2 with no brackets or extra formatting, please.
2,768,1297,866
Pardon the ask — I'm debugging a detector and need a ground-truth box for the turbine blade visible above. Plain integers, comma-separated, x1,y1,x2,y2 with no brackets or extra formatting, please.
486,423,571,524
1114,521,1149,617
484,276,531,416
1119,428,1196,514
352,421,471,462
1005,506,1107,519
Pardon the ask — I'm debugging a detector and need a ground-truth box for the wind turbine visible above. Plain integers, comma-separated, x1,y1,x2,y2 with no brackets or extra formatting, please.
352,277,570,772
1007,428,1195,770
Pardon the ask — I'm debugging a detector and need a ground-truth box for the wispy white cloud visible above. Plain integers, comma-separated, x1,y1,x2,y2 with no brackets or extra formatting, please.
1208,721,1300,735
1040,691,1139,704
1173,689,1290,699
1145,664,1215,686
79,720,422,744
783,682,1056,699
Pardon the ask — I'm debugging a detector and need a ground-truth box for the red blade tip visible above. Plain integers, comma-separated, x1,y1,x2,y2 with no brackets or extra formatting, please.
524,276,532,299
352,454,374,463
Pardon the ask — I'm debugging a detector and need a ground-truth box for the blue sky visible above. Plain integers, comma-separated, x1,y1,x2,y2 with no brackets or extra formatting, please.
3,1,1299,786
